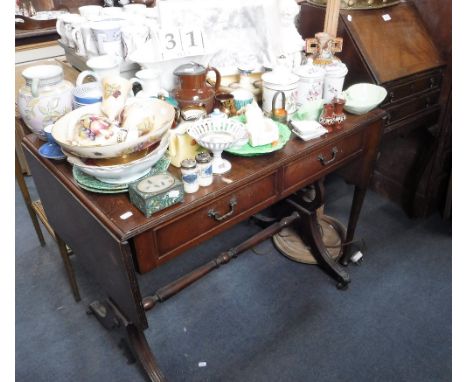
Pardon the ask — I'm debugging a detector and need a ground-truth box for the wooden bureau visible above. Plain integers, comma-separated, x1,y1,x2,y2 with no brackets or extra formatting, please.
298,1,449,217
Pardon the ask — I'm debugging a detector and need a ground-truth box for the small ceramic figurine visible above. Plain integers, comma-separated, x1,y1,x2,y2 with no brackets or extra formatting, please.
319,102,336,133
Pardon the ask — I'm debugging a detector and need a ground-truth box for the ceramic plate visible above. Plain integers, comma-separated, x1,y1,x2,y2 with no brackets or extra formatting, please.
225,116,291,157
72,154,171,193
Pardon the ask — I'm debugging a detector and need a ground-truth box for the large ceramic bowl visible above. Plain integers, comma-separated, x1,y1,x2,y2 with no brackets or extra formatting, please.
343,83,387,115
64,131,170,184
52,98,175,159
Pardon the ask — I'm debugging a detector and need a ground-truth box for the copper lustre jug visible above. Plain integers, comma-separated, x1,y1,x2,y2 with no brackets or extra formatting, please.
172,62,221,113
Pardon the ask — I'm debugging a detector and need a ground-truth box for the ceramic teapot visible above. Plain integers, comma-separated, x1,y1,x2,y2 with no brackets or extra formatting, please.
172,62,221,113
18,64,73,140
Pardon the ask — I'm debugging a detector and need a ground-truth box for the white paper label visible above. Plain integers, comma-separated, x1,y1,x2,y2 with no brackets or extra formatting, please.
120,211,133,220
168,190,180,198
159,27,205,60
347,15,352,22
382,14,391,21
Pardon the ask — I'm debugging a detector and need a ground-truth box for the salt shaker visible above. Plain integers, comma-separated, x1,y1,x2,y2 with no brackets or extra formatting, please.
195,151,213,187
180,158,199,193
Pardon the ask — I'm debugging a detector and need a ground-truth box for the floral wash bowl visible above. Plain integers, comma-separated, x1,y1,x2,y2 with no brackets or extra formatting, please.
343,83,387,115
52,98,175,159
65,132,170,184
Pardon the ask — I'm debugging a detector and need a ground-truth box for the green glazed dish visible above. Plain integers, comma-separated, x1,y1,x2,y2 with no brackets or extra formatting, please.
225,116,291,157
72,154,172,194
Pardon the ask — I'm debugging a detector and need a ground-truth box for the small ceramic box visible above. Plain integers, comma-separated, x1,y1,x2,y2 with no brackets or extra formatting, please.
128,173,184,218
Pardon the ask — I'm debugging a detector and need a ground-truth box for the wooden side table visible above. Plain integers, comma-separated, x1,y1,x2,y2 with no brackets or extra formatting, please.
23,108,386,381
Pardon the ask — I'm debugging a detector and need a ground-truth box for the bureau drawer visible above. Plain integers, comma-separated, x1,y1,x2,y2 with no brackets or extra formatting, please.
135,172,278,271
385,89,440,128
382,70,443,106
283,130,365,194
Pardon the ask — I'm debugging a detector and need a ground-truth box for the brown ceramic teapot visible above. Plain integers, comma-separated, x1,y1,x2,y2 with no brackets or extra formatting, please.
172,62,221,113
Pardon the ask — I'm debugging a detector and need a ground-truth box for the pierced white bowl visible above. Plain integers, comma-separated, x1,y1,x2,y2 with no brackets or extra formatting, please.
187,118,247,174
343,83,387,115
64,132,170,184
52,98,175,159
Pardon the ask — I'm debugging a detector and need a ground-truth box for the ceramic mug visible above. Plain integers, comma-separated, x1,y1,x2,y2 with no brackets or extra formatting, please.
123,3,147,15
56,13,86,47
90,20,123,58
78,5,102,20
101,7,124,18
77,22,99,57
71,24,87,56
130,69,168,98
76,55,121,86
121,24,150,59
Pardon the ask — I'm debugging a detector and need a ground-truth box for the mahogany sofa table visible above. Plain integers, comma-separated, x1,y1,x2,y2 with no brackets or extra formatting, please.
22,109,385,381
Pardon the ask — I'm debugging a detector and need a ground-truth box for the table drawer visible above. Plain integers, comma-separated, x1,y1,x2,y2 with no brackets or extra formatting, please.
283,130,365,194
135,172,278,271
382,70,443,106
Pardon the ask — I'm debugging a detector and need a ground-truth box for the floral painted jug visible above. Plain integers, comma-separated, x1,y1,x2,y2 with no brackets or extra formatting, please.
18,65,73,140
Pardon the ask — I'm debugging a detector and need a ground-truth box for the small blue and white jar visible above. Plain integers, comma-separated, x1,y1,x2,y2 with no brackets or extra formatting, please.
180,158,199,193
195,151,213,187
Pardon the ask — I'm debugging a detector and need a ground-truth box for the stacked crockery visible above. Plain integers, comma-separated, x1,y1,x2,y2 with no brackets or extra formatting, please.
51,76,175,185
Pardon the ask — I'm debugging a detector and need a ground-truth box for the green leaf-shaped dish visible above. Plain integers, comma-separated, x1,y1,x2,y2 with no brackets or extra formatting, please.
225,116,291,157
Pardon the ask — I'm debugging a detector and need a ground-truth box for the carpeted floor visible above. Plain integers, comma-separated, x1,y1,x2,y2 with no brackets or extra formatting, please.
15,174,451,382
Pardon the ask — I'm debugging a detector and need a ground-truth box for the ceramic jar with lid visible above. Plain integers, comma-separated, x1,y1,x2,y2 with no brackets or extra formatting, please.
261,64,299,115
294,63,326,106
172,62,221,113
323,62,348,102
18,65,73,140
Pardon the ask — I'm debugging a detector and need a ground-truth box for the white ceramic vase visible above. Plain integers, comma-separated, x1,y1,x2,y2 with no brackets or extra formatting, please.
18,65,73,140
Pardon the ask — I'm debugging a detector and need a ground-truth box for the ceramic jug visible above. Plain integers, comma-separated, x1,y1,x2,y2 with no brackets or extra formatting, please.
168,124,204,168
130,69,169,98
172,62,221,113
18,65,73,140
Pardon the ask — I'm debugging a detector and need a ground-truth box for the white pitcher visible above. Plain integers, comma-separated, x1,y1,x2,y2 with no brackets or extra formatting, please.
76,55,121,86
130,69,168,98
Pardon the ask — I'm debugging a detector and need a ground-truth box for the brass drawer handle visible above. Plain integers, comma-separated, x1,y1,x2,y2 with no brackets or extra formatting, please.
208,197,237,221
318,147,338,166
